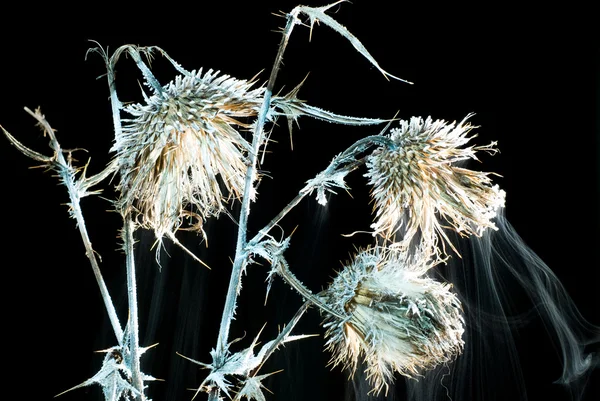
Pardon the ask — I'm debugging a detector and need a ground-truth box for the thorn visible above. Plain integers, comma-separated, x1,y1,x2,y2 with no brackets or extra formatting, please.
289,225,299,237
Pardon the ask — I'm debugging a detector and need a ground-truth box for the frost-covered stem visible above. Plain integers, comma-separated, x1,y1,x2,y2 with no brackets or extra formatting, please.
249,134,394,246
2,108,124,345
209,12,300,401
70,176,124,345
105,55,124,143
251,301,310,376
87,44,124,143
275,255,344,319
123,217,144,400
70,180,124,345
252,192,305,245
128,48,164,94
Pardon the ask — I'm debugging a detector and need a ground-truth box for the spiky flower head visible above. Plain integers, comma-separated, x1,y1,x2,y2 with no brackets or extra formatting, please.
321,248,464,395
112,69,265,238
365,115,506,260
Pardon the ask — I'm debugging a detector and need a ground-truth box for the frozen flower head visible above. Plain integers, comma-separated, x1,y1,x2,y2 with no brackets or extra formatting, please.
321,248,464,395
112,69,264,238
365,115,506,259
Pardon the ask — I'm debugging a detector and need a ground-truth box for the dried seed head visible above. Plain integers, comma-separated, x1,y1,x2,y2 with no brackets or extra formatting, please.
112,69,264,238
365,115,506,260
321,248,464,395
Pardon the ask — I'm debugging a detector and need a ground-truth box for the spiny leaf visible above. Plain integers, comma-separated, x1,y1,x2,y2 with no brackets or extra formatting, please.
294,2,412,83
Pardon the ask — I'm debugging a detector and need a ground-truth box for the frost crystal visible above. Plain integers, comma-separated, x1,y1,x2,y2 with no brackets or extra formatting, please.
56,345,156,401
302,168,349,206
180,328,310,399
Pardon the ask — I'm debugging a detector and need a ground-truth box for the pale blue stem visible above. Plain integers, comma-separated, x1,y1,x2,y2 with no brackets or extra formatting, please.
124,217,145,400
249,134,395,247
208,4,399,399
250,301,310,376
69,171,125,346
2,108,124,345
208,10,300,401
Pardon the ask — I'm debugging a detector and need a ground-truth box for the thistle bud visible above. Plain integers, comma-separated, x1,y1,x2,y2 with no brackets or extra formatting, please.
321,248,464,395
365,115,506,260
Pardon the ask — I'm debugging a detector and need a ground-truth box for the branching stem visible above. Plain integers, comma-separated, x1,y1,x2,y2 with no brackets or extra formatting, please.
208,11,300,401
250,301,310,376
1,108,124,345
250,134,393,247
209,3,399,399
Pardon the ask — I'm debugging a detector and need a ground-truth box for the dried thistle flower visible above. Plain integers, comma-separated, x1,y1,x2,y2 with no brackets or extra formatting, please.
321,248,464,395
112,58,386,241
112,68,265,239
364,114,506,259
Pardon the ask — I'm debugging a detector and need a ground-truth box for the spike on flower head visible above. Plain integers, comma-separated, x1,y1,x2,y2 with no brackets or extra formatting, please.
321,247,464,395
112,69,265,239
364,115,506,260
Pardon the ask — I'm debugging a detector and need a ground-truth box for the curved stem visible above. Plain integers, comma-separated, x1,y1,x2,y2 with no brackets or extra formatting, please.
127,47,164,94
208,5,398,399
275,256,345,320
250,301,310,376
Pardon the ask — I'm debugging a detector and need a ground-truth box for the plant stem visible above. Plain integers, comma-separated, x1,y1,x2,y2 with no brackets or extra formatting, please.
209,5,398,398
250,301,310,376
124,217,144,400
208,10,300,401
249,134,393,247
127,47,164,94
274,255,344,319
69,177,125,344
4,108,125,345
71,185,124,344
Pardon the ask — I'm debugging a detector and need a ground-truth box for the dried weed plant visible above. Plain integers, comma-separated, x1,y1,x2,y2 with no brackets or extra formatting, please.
3,2,597,401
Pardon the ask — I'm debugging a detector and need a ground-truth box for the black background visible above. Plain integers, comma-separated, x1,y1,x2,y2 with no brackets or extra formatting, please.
1,1,598,401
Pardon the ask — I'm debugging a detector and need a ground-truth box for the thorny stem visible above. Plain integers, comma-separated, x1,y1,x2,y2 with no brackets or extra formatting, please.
87,43,125,152
250,301,310,376
71,180,124,346
128,48,164,95
274,254,344,319
1,108,124,344
251,193,305,246
210,4,400,398
124,217,144,400
249,134,393,247
105,51,124,145
209,10,300,401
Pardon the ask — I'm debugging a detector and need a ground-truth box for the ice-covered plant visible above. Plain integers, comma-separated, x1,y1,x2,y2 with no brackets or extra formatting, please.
364,115,506,261
321,247,464,395
2,2,598,401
